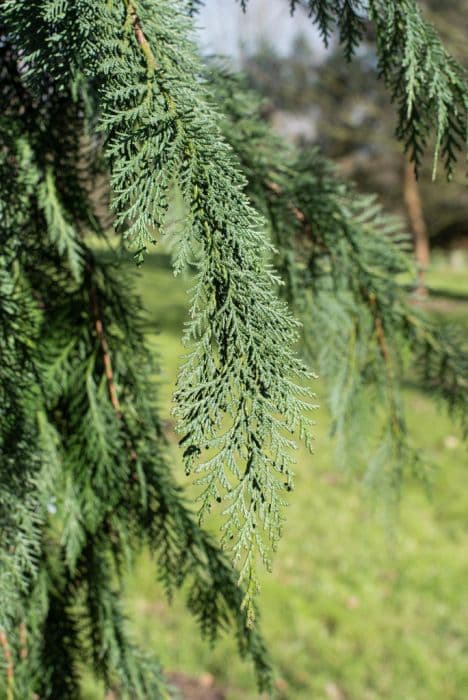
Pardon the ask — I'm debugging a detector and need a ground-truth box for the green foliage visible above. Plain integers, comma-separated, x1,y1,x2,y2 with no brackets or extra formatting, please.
0,62,44,634
209,68,467,496
1,6,275,694
4,0,315,612
0,1,467,698
310,0,468,176
124,256,468,700
369,0,468,177
201,0,468,176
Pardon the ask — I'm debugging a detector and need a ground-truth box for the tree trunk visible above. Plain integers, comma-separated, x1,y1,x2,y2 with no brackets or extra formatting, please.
403,158,430,296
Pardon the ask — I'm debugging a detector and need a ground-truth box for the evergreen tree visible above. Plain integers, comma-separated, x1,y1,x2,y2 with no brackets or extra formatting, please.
0,1,467,697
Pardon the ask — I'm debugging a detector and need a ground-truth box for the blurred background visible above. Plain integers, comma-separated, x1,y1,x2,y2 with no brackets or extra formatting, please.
87,2,467,698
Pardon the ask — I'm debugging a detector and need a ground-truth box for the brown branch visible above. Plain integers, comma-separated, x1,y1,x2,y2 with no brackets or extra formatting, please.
86,262,138,464
90,288,122,418
91,300,138,463
126,2,157,72
0,630,14,700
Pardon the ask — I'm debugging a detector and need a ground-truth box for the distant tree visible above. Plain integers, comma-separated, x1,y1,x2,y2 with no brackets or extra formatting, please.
312,47,436,291
310,12,468,288
244,34,318,112
1,1,467,697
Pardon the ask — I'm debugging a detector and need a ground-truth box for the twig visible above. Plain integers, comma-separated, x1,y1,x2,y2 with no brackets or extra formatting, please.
126,1,157,72
87,263,138,463
90,288,122,417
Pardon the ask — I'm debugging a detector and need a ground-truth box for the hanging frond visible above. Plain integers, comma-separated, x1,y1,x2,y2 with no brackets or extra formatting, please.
1,2,467,697
210,68,467,497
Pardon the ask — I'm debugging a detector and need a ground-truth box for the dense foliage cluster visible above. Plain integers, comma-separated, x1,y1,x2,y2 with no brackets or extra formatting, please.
1,0,467,697
212,69,467,491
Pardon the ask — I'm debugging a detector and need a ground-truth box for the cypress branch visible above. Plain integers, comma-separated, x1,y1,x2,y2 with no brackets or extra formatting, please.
1,2,467,696
211,68,467,495
71,0,314,616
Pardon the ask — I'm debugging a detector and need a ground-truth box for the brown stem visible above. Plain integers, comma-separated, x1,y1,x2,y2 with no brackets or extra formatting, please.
126,1,157,71
87,263,138,464
0,630,14,700
90,288,122,418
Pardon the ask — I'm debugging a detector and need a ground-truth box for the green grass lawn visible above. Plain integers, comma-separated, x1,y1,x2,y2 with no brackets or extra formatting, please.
85,254,467,700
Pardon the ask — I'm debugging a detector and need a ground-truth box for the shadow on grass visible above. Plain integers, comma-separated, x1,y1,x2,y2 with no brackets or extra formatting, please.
427,286,468,303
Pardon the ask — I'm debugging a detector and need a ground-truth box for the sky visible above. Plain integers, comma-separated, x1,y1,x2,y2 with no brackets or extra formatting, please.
192,0,328,62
